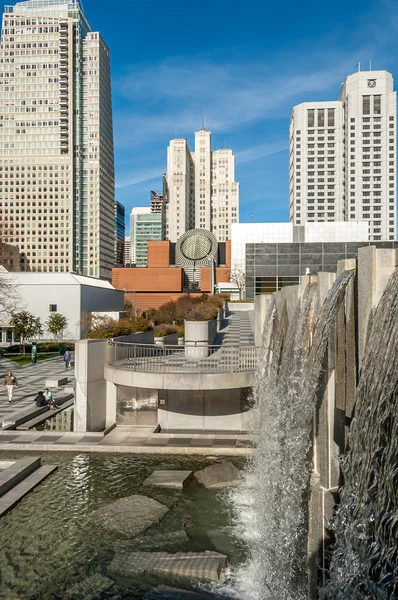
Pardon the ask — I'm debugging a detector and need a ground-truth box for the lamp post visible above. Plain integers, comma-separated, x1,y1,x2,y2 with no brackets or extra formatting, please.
207,256,216,294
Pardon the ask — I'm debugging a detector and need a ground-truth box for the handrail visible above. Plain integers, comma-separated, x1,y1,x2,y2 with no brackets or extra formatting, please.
106,341,257,374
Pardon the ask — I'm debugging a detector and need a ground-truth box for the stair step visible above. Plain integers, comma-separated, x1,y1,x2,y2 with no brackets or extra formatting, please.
0,456,41,497
0,464,58,517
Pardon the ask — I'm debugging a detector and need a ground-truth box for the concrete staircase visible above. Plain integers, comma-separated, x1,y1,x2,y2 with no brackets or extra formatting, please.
0,456,57,516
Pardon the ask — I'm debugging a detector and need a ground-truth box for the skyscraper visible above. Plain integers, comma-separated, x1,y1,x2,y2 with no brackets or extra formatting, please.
290,70,396,241
129,206,162,267
0,0,115,277
164,128,239,242
114,201,125,266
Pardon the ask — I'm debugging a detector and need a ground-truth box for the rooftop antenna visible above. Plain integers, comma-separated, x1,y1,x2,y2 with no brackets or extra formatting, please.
356,61,361,72
369,59,372,71
201,103,205,130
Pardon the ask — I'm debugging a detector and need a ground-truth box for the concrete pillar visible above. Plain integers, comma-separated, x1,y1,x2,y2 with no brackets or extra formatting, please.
74,339,107,432
105,380,117,428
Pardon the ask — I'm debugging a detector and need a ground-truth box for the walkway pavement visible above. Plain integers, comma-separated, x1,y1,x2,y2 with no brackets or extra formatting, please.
215,310,254,346
0,357,74,424
0,429,251,455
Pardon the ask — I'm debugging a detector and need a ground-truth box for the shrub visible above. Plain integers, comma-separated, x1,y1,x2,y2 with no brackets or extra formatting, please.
154,324,178,338
86,316,152,339
175,324,184,338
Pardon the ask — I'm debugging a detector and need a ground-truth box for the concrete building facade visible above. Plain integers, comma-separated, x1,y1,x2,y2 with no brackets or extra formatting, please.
290,70,396,242
0,0,115,278
245,240,398,299
164,129,239,243
123,235,130,266
231,221,370,272
0,271,123,341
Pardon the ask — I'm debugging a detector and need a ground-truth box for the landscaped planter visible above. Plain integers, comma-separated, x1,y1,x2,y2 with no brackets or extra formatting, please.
154,332,178,347
113,330,154,344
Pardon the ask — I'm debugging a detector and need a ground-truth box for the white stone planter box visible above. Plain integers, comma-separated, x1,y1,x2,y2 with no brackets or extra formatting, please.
184,319,217,359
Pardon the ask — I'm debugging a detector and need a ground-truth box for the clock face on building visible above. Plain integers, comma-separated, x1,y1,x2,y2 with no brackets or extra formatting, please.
180,234,212,260
367,79,376,88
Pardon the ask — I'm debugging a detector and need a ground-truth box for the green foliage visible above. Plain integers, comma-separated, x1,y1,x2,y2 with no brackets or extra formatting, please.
154,324,178,338
86,316,153,339
46,312,68,340
152,294,225,325
5,342,75,354
10,310,43,354
6,352,57,366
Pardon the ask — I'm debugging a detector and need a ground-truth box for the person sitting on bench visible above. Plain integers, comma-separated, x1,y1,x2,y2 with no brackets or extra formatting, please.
43,388,59,410
34,391,48,407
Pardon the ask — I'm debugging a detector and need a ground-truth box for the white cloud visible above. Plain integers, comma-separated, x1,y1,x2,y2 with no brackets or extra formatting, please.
115,167,162,189
236,142,288,164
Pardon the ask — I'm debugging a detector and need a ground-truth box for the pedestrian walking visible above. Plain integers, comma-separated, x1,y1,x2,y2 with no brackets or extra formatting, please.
63,348,70,369
3,370,18,403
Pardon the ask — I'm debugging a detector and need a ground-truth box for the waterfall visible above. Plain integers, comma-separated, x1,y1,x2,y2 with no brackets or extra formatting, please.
229,270,354,600
321,267,398,600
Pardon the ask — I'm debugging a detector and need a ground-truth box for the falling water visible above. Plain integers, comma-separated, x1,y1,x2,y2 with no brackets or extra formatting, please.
229,270,354,600
321,267,398,600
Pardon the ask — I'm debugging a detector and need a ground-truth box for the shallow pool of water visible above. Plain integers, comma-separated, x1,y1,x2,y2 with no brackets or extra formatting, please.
0,452,246,600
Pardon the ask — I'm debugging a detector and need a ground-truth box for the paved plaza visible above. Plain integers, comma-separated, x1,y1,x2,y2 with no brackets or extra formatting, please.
0,356,74,424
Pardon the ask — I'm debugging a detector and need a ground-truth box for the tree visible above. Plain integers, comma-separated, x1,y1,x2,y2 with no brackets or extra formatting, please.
230,265,246,300
10,311,43,355
0,221,21,321
47,312,68,340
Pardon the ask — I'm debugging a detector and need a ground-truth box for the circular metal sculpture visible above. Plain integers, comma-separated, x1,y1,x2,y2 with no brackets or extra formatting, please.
176,229,218,289
180,234,212,261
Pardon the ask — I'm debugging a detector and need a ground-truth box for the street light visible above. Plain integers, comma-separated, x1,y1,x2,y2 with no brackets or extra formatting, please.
207,256,216,294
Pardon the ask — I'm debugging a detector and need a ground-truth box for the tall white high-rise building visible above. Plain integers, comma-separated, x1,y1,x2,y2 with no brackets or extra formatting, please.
290,70,396,241
164,128,239,242
0,0,115,278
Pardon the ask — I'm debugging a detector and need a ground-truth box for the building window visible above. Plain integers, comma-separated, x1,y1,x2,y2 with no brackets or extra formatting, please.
317,109,325,127
363,96,370,115
308,109,315,128
327,109,335,127
373,95,381,115
49,304,57,312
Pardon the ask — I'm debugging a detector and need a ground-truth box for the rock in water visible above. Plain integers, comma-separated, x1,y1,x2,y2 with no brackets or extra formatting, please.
109,551,228,582
143,470,193,489
66,573,114,597
92,495,169,535
114,530,190,553
144,585,217,600
194,462,242,488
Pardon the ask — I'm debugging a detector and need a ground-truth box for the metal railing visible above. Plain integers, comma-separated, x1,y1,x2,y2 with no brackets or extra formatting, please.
107,342,257,374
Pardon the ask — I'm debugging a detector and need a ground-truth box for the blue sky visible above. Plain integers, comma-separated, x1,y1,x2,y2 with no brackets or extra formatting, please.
82,0,398,232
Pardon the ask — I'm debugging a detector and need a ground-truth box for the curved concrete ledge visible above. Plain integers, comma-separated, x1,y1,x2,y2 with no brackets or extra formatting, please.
104,364,254,391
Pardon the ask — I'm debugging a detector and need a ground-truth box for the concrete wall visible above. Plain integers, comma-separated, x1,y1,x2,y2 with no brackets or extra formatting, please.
228,302,254,311
113,330,154,344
